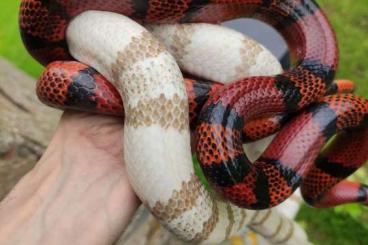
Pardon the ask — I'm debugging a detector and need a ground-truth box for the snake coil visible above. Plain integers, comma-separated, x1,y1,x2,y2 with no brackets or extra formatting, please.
20,0,367,244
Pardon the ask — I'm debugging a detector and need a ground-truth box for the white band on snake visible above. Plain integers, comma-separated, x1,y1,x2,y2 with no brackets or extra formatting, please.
66,10,309,244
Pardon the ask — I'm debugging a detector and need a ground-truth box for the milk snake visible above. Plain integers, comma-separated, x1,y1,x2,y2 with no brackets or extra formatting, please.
37,61,354,141
19,0,367,243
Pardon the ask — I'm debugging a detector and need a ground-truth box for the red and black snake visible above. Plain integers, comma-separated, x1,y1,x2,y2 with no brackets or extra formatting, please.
36,61,354,140
20,0,368,211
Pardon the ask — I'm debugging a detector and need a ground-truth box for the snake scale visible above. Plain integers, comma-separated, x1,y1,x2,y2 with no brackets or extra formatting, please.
19,0,367,244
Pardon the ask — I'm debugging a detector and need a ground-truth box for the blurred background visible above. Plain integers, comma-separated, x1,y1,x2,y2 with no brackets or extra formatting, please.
0,1,367,244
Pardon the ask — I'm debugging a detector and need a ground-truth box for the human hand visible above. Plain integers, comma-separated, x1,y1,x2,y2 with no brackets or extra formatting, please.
0,111,140,245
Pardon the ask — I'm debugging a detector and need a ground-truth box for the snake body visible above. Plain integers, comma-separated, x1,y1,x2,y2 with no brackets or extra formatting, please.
19,0,367,243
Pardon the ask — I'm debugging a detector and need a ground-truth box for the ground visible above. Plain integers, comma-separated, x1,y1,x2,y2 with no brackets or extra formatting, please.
0,1,367,244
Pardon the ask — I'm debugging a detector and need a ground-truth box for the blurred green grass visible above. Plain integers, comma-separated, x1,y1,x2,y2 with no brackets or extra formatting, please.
1,0,367,244
321,0,368,97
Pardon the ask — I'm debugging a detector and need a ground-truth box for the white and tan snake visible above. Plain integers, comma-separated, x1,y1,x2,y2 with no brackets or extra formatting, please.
63,11,309,244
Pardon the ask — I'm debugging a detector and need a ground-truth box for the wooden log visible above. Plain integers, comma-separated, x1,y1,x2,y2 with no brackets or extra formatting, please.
0,58,61,198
